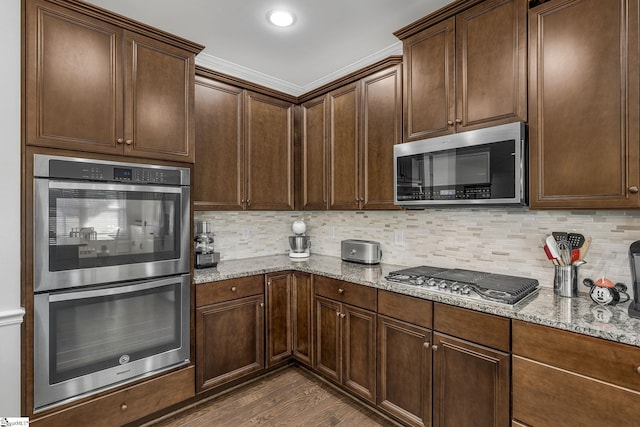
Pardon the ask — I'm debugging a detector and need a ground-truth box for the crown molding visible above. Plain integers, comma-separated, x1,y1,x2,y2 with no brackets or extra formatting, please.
195,41,403,97
0,307,25,327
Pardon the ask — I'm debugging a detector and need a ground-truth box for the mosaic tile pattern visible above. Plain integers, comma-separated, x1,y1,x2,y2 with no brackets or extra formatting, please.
195,208,640,296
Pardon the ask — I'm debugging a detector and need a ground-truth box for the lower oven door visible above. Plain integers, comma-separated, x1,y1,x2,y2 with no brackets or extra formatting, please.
33,274,190,411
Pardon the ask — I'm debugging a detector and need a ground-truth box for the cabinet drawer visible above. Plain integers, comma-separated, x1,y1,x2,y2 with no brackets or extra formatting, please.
32,366,194,427
512,320,640,392
197,275,264,306
314,275,376,311
433,303,510,351
513,356,640,427
378,290,432,329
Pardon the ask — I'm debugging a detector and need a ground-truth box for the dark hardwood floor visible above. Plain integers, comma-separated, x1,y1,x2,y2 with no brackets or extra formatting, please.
146,366,398,426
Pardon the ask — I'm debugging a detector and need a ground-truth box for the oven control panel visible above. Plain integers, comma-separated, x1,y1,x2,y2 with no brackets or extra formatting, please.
46,158,188,185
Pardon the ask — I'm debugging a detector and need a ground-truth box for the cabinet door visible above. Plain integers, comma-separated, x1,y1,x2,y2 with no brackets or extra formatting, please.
342,304,376,403
124,31,195,162
24,0,123,154
377,315,432,427
265,272,292,367
360,65,402,209
292,272,313,367
328,83,360,209
301,96,329,210
432,333,510,427
455,0,527,131
314,296,341,383
245,92,294,210
194,77,244,210
196,294,264,392
403,18,455,141
529,0,640,208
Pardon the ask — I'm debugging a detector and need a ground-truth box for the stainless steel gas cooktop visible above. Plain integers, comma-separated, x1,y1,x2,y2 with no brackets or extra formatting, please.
385,266,538,305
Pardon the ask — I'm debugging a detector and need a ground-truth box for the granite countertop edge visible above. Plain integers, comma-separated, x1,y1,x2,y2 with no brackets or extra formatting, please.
193,254,640,348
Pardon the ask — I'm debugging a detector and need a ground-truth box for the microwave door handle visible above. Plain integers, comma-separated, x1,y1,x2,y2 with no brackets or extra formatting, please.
48,276,182,303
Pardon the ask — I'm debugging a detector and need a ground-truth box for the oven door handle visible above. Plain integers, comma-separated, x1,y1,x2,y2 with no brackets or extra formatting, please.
48,275,189,303
46,180,184,194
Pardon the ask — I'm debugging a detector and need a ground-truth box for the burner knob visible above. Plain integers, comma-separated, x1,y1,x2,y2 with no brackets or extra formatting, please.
461,286,471,295
451,283,461,292
415,277,425,285
438,280,448,289
427,279,436,287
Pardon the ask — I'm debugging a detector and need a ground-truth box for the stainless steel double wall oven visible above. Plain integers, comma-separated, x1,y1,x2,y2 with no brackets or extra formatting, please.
32,154,191,411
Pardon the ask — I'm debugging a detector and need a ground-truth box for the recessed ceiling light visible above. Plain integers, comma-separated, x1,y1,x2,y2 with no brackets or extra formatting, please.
267,10,296,27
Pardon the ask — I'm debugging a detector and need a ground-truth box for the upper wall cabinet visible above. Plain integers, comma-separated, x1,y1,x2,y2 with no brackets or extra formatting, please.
194,72,295,211
300,63,402,210
529,0,640,208
24,0,203,163
398,0,527,141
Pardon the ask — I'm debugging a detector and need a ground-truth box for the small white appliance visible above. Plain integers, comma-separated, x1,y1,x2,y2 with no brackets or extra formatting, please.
289,220,310,259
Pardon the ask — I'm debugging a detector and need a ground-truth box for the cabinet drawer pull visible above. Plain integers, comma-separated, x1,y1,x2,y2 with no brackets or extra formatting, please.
120,403,128,412
432,345,438,351
231,286,237,292
338,288,344,294
116,138,124,144
629,186,639,194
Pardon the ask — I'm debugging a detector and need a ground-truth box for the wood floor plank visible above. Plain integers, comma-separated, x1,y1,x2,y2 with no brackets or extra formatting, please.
147,367,398,427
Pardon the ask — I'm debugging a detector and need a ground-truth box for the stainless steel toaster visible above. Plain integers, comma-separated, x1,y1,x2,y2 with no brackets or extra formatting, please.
341,239,382,265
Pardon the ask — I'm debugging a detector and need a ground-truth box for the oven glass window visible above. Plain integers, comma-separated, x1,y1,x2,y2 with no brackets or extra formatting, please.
396,140,516,201
48,189,181,271
49,283,181,384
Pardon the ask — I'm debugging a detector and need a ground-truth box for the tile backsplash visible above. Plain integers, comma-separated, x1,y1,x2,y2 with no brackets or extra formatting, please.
195,208,640,292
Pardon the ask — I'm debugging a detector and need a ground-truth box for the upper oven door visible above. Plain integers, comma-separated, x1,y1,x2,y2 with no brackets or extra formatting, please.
34,179,190,292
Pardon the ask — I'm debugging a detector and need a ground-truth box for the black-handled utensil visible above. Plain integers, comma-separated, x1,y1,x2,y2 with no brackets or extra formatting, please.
567,233,585,250
552,231,568,243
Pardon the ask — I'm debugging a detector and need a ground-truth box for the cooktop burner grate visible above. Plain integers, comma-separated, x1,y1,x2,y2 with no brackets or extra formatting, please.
385,265,538,305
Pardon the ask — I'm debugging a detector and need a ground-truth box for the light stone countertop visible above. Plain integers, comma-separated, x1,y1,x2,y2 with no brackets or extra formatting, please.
193,254,640,348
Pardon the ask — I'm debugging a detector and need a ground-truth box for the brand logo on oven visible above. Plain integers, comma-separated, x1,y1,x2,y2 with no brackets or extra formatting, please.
119,354,130,365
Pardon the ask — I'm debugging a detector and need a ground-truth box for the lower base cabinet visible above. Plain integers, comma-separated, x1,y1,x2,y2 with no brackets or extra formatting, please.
512,320,640,426
196,276,265,392
30,367,194,427
291,271,313,366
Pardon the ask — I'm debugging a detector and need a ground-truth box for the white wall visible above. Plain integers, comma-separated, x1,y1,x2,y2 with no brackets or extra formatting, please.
0,0,24,417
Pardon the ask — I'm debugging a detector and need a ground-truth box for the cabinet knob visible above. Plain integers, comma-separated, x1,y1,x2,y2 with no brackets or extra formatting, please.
116,138,124,144
336,311,341,317
338,288,344,294
260,302,265,308
125,139,133,145
432,345,439,351
635,365,640,375
629,186,639,194
241,199,245,203
447,120,453,126
120,403,128,412
340,313,346,318
423,342,430,349
231,286,237,292
455,118,462,124
247,199,251,206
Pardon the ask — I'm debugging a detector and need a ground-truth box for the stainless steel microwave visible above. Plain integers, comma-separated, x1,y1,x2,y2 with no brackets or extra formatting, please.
394,122,527,207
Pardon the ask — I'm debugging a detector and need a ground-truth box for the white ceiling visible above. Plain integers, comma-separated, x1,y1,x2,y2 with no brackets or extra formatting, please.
86,0,451,95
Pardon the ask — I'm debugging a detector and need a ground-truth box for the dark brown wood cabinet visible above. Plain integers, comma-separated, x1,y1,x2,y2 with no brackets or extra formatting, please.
432,333,510,427
399,0,526,140
529,0,640,208
377,290,433,427
24,0,202,162
291,271,313,366
195,276,265,392
512,320,640,426
265,272,292,367
194,71,294,210
314,276,377,403
301,63,402,210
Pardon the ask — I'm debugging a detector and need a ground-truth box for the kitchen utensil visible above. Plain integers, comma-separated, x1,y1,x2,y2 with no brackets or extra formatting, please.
579,236,592,260
557,240,572,266
571,249,580,263
546,235,562,265
567,233,585,250
552,231,568,243
543,244,559,265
